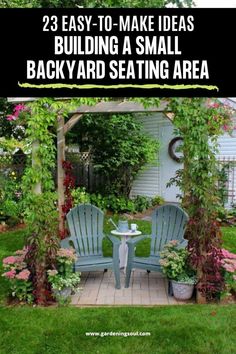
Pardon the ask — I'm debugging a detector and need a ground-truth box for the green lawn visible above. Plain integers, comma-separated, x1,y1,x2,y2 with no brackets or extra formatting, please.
221,227,236,253
0,306,235,354
0,225,235,354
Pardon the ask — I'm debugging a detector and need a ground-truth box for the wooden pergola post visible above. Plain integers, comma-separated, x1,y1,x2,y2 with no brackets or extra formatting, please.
57,115,65,233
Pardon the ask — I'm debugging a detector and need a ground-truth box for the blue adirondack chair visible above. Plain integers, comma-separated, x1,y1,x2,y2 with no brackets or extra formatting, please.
125,204,189,288
61,204,121,289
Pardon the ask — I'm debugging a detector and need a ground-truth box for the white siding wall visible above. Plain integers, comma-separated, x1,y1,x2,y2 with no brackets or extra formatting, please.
130,113,163,198
216,133,236,159
216,133,236,206
131,114,236,206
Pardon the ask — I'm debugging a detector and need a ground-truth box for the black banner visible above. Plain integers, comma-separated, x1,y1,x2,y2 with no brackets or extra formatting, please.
0,8,236,97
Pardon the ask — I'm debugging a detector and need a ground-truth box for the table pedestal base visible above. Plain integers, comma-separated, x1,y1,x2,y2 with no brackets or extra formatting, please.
119,236,129,270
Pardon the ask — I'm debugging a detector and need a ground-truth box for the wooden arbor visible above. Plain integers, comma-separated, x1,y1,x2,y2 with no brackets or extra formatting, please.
7,98,168,231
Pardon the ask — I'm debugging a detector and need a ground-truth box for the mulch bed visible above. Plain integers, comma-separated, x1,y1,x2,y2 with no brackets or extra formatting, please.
0,223,26,234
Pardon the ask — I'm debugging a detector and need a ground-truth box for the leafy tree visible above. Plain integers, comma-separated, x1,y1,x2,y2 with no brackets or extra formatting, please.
74,113,159,197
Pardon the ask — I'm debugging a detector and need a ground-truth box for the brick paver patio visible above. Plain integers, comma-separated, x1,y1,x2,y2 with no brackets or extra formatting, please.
71,270,195,306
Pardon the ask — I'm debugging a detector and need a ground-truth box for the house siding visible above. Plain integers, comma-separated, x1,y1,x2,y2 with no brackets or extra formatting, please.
216,134,236,159
130,113,163,198
216,133,236,206
131,113,236,206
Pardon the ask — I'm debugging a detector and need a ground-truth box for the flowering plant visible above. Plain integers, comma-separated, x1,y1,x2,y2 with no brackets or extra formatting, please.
160,240,195,282
47,270,81,292
6,104,28,122
47,247,80,296
2,247,33,303
221,248,236,297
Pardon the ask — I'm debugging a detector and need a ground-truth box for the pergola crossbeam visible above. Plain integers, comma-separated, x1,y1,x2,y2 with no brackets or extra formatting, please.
63,113,84,134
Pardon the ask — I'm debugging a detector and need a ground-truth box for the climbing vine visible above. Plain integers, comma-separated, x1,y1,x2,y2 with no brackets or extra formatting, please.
4,97,105,304
167,97,233,301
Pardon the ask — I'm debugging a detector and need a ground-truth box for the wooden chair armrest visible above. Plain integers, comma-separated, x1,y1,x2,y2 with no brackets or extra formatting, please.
126,235,149,247
106,234,121,246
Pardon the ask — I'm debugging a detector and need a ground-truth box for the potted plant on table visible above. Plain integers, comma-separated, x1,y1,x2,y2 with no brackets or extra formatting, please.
47,248,81,303
160,240,196,300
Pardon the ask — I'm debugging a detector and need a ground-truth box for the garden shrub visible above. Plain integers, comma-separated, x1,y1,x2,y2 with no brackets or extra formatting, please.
2,247,34,304
0,170,24,226
74,113,159,197
151,195,165,206
70,187,159,214
25,192,59,305
133,195,151,212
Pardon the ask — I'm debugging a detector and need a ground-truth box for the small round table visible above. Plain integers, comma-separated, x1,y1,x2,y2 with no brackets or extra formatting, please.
111,229,142,269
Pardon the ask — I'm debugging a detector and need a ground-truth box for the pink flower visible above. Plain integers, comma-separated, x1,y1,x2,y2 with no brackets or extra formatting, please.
57,248,76,261
222,264,235,273
15,247,28,256
14,104,25,112
15,269,30,280
222,249,236,259
169,240,178,246
2,269,16,279
6,104,26,122
6,115,17,121
223,124,229,131
3,256,16,265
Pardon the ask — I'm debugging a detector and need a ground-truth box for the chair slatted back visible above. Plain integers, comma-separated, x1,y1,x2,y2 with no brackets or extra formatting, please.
150,204,189,255
66,204,104,256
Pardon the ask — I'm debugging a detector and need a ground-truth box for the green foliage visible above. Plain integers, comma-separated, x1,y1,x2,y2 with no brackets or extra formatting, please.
160,240,194,280
151,195,165,206
0,0,194,7
2,247,34,304
25,192,59,259
168,98,232,212
71,187,157,213
0,171,24,225
48,271,81,292
0,0,78,7
20,98,103,197
75,113,159,196
0,98,14,138
217,163,230,206
133,195,151,212
71,187,90,205
1,200,21,225
25,192,59,304
82,0,193,8
47,248,80,295
167,98,234,299
105,195,136,213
